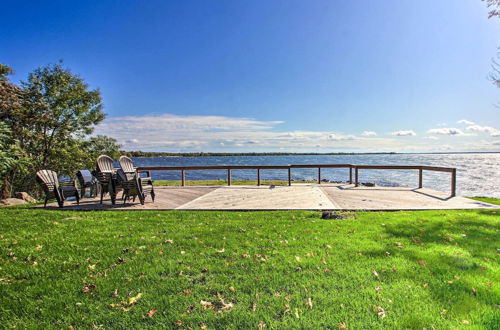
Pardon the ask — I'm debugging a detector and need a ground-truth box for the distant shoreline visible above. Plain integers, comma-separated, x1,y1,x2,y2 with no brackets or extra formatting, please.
125,151,500,157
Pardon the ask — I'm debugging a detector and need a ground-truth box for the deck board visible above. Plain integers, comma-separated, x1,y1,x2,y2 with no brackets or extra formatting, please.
37,184,498,211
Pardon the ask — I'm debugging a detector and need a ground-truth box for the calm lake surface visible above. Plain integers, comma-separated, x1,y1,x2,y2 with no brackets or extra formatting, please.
132,153,500,198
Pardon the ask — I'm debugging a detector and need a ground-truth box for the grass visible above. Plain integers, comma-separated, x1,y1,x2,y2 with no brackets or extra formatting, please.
0,206,498,328
469,197,500,206
153,179,318,186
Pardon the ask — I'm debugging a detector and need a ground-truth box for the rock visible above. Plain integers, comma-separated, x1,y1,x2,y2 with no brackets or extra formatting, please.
322,211,351,220
361,182,375,187
0,198,27,207
15,192,37,203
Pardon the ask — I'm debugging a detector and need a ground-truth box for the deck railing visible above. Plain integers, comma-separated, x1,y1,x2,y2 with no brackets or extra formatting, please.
137,164,457,197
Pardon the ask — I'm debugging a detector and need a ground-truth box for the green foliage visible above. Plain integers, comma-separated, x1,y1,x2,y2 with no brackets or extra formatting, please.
83,135,122,166
0,64,14,81
0,122,21,176
0,62,108,196
0,208,498,328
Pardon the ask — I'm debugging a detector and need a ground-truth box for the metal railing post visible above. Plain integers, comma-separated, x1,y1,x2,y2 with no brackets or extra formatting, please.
418,168,423,188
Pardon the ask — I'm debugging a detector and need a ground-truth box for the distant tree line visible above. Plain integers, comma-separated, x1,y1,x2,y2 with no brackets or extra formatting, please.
0,62,121,198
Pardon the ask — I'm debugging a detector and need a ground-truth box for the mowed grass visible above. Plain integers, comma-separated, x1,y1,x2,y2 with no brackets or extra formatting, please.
153,179,318,186
0,207,499,328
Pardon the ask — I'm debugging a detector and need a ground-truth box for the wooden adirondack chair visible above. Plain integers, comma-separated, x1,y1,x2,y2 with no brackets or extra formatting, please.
95,155,122,204
36,170,80,208
119,156,155,204
76,169,99,198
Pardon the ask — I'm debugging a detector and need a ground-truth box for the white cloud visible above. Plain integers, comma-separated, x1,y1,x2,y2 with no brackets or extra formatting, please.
390,130,416,136
457,119,475,125
361,131,377,136
93,113,500,152
94,113,408,152
328,133,356,141
466,125,500,137
424,136,439,140
427,128,464,136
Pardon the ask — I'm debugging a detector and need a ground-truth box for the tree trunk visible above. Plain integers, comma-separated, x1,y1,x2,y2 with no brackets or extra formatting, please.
1,171,13,199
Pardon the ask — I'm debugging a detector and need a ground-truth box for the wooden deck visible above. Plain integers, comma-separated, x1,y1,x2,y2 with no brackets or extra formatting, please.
38,184,498,211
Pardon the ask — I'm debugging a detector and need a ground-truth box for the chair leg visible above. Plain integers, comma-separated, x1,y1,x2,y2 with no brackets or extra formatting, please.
151,189,155,202
100,188,104,204
44,196,48,208
75,192,80,205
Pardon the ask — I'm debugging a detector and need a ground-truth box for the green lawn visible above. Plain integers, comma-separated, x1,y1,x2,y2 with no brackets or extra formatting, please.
153,179,317,186
0,206,498,328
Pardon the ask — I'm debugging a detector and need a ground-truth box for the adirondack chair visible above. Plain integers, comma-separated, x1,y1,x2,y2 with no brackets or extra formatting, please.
76,169,99,198
95,155,122,204
118,156,155,204
36,170,80,208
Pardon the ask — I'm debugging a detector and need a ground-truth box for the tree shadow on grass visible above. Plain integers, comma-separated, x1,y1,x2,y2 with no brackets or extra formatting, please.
373,215,500,324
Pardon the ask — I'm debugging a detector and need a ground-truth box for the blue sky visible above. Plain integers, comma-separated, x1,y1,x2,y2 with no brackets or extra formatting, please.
2,0,499,152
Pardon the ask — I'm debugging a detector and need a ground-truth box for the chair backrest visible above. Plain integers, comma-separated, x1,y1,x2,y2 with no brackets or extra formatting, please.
36,170,59,192
76,170,92,184
96,155,115,173
119,156,136,174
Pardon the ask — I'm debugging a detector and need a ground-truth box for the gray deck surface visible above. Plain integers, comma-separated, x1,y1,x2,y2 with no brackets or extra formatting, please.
39,184,498,211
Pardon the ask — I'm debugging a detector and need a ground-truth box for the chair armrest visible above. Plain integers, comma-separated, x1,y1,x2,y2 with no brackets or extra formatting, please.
139,176,153,185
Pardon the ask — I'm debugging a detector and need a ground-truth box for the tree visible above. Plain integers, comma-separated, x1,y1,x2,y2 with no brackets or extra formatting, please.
0,122,26,198
0,65,28,198
483,0,500,18
490,49,500,88
0,62,106,196
83,135,122,167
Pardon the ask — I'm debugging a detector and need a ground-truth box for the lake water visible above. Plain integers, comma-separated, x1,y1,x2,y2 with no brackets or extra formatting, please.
132,153,500,198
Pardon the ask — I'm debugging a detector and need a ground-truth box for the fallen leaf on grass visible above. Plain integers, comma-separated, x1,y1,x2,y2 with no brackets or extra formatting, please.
374,306,386,318
295,256,302,262
462,320,470,325
199,323,207,330
242,254,251,258
372,270,379,279
229,286,236,292
200,298,234,313
339,323,347,329
175,320,183,326
418,260,426,266
284,304,290,314
128,293,143,305
184,289,192,295
82,284,96,293
258,321,266,329
35,245,43,250
146,309,157,318
305,298,313,309
164,239,174,244
375,287,383,291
